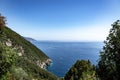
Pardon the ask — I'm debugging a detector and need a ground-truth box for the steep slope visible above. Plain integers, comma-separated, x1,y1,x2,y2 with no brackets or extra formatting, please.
4,27,48,61
0,26,57,80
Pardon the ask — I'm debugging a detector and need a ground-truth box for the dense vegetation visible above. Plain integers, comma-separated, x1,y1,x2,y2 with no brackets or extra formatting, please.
0,28,57,80
0,42,18,80
97,20,120,80
0,14,57,80
64,60,97,80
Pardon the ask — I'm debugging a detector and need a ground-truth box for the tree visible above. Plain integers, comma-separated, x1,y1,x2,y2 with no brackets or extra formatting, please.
0,13,6,34
97,20,120,80
64,60,96,80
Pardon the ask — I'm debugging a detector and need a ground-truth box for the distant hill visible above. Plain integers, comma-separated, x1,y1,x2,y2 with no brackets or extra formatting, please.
0,26,57,80
24,37,36,42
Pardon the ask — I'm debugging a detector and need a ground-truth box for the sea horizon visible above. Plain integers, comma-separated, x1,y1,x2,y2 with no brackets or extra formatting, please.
33,39,104,43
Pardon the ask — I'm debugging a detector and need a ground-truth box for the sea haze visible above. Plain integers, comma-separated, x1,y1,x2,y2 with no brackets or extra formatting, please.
32,41,104,77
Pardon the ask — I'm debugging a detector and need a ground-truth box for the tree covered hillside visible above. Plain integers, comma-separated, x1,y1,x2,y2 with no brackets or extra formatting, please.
0,14,57,80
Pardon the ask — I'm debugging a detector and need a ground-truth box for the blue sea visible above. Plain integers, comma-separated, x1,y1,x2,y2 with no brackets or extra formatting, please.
32,41,104,77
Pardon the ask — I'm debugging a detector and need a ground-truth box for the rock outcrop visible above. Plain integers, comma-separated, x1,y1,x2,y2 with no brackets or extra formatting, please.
5,39,12,46
36,59,52,69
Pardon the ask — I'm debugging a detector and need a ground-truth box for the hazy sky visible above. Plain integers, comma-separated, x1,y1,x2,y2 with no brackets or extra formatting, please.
0,0,120,41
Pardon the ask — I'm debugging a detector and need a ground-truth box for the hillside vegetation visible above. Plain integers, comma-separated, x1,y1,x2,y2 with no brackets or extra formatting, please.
0,14,57,80
0,27,57,80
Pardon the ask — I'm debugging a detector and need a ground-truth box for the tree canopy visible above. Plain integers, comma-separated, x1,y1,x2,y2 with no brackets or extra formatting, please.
97,20,120,80
64,60,97,80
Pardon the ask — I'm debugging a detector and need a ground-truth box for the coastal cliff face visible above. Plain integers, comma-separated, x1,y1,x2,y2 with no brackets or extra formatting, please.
5,38,52,69
36,59,52,69
0,27,57,80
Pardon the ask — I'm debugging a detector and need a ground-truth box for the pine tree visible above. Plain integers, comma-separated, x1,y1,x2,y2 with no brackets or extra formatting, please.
97,20,120,80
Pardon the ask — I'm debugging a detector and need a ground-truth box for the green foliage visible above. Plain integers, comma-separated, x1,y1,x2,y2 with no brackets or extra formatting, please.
97,20,120,80
0,42,18,79
64,60,97,80
79,71,97,80
0,26,58,80
16,57,57,80
11,67,30,80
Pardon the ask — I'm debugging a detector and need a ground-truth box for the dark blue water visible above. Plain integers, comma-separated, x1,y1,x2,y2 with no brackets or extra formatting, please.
32,41,104,77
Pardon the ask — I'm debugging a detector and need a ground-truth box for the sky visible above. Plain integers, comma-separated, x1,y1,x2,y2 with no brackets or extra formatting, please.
0,0,120,41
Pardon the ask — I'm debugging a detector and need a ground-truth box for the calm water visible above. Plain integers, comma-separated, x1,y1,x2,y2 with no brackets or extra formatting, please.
32,41,104,77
